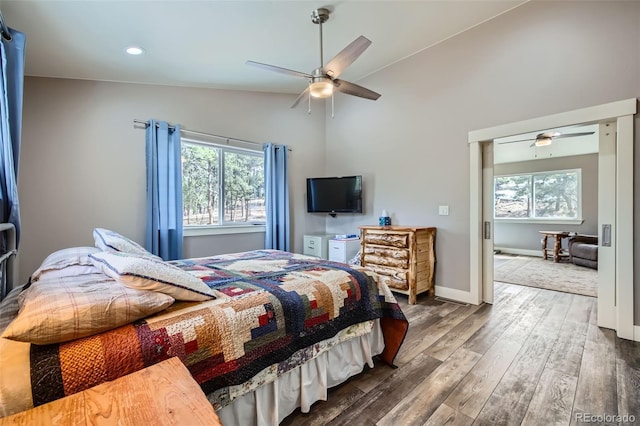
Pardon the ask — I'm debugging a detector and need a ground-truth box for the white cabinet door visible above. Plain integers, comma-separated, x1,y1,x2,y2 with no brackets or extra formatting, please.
328,239,360,263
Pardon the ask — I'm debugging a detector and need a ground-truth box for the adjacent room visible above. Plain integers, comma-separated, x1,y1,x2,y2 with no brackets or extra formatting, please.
0,1,638,425
493,124,599,298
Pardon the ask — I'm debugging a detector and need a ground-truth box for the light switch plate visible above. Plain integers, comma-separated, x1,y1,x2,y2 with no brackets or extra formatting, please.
439,205,449,216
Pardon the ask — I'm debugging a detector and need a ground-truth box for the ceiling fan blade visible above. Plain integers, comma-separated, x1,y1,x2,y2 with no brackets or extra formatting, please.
324,36,371,79
333,79,381,101
553,131,595,139
291,87,310,109
246,61,313,79
498,138,535,144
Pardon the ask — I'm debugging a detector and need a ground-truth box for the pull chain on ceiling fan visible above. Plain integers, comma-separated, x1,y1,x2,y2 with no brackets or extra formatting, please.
246,8,381,115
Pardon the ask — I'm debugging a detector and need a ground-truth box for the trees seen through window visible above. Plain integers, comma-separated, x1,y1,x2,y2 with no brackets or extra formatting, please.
494,169,580,220
182,141,265,226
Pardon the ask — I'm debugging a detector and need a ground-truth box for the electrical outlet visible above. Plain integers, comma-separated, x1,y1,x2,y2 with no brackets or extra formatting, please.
439,205,449,216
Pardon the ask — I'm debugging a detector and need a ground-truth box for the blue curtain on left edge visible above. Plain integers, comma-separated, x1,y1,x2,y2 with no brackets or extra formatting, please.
264,143,290,251
0,25,26,248
145,120,183,260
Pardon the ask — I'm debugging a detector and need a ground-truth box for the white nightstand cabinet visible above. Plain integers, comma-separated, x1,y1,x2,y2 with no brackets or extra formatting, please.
328,238,361,263
303,234,332,259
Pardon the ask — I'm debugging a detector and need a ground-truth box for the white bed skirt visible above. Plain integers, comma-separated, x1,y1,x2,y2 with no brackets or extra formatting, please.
217,320,384,426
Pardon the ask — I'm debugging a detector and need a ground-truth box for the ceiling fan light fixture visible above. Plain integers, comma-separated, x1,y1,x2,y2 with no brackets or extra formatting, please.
246,8,380,110
535,137,553,147
309,79,333,98
125,46,145,55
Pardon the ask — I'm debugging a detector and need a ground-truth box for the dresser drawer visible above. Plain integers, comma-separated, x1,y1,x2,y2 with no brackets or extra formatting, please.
378,275,409,291
304,242,323,258
363,246,409,260
303,234,331,259
363,253,409,269
363,232,409,248
328,241,347,262
366,265,408,290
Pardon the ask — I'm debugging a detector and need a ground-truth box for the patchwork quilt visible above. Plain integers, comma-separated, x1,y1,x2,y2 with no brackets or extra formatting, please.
4,250,408,414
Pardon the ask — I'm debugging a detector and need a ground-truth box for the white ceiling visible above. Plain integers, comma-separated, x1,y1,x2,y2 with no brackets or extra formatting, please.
1,0,527,95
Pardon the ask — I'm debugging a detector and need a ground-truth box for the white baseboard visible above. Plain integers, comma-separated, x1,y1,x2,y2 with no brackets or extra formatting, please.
634,325,640,342
434,285,477,305
494,247,542,257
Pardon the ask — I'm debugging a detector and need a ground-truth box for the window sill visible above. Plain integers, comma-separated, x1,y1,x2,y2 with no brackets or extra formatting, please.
494,218,584,225
184,224,266,237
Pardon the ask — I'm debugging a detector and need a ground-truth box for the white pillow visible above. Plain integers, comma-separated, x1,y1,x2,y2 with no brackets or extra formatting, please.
89,251,215,302
93,228,162,261
31,246,100,282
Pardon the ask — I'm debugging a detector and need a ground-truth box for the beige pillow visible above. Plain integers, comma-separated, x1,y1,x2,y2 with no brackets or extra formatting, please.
1,274,174,345
89,251,215,302
0,285,24,335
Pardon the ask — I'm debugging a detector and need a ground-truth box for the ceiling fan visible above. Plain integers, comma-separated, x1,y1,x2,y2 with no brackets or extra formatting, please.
246,8,381,110
498,131,595,147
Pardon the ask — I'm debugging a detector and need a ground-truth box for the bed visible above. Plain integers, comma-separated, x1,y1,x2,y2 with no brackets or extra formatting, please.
0,227,408,425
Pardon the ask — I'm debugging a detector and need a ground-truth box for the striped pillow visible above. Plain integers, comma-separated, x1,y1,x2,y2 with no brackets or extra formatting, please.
1,274,174,345
0,285,24,335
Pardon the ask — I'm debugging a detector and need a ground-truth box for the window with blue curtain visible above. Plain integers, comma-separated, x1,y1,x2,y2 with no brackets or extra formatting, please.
0,21,25,298
264,143,290,251
145,120,183,260
0,24,26,248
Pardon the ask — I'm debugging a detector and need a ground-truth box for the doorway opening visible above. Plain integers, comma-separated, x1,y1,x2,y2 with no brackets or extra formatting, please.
468,98,636,340
491,123,600,298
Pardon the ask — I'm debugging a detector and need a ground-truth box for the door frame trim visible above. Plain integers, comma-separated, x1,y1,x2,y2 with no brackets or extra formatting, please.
468,98,636,340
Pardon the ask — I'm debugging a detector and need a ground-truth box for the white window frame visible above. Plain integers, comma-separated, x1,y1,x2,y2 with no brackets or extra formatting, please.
494,168,583,225
181,137,266,236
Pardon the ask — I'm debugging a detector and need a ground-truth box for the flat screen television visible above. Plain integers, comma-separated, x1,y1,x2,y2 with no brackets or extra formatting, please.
306,175,363,214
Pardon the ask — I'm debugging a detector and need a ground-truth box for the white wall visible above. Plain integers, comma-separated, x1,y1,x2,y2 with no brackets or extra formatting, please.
322,1,640,322
494,154,598,252
18,78,326,283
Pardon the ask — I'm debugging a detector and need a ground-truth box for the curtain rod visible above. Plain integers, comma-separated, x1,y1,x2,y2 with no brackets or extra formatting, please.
133,119,290,151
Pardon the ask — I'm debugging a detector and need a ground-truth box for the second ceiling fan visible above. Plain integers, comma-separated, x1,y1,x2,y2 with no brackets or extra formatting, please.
499,131,595,147
246,8,381,109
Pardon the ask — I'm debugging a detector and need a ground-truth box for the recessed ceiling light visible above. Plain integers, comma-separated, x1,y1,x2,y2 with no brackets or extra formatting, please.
125,46,145,55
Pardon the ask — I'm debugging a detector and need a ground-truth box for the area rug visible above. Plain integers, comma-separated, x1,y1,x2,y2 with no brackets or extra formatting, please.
494,254,597,297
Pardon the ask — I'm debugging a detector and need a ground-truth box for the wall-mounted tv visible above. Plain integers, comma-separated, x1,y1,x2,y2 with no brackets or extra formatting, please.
306,175,363,214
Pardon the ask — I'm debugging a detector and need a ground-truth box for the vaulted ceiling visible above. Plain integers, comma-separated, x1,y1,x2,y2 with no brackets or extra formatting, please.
2,1,527,94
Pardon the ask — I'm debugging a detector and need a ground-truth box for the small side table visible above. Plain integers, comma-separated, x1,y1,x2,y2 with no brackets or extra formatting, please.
539,231,570,263
0,357,222,425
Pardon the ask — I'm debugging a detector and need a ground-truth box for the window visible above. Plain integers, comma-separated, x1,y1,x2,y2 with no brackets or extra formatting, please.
181,139,265,227
494,169,581,220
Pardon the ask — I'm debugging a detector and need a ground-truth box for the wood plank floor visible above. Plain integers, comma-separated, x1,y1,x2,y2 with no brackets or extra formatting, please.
281,283,640,426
